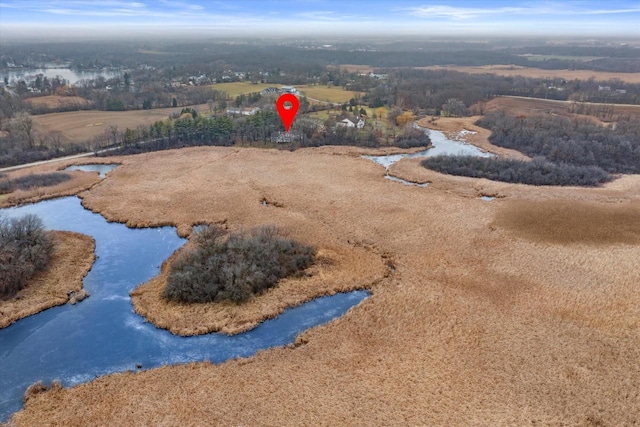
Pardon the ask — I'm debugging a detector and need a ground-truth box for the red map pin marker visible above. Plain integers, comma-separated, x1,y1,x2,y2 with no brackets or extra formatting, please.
276,93,299,132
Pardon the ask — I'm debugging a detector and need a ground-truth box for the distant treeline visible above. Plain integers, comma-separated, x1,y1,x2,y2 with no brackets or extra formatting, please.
422,111,640,186
3,40,639,77
365,69,640,112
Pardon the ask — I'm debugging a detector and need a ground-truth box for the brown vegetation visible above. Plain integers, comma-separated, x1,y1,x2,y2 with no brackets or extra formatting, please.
32,104,207,144
24,96,92,110
485,96,640,123
132,239,386,335
494,200,640,245
0,166,101,208
0,231,95,329
419,64,640,84
8,145,640,425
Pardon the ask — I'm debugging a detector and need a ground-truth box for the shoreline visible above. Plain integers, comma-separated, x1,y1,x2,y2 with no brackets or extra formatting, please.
0,231,96,329
130,241,391,336
4,144,640,426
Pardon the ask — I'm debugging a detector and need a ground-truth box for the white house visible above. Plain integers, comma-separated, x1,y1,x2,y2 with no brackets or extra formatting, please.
337,117,365,129
226,107,260,116
281,85,298,94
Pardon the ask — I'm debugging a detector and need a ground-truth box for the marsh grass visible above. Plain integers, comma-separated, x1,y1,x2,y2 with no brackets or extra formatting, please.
494,200,640,244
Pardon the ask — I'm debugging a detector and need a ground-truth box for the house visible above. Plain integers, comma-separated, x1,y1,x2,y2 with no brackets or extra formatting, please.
261,87,281,96
271,131,301,143
226,107,260,116
337,117,365,129
281,85,298,94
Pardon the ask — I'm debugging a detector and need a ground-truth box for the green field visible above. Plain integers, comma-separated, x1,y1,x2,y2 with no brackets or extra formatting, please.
209,82,273,97
209,82,362,104
297,85,363,103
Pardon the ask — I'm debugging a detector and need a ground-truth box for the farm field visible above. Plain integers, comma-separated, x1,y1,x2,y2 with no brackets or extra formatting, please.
419,65,640,84
339,64,640,83
7,144,640,426
208,82,272,97
32,104,207,144
210,81,363,104
485,96,640,122
24,95,92,110
296,85,363,103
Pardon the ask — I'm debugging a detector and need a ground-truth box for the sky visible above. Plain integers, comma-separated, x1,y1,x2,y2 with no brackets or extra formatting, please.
0,0,639,39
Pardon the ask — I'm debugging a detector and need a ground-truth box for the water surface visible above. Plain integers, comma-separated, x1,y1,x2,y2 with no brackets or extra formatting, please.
64,164,120,178
0,197,369,420
3,68,121,85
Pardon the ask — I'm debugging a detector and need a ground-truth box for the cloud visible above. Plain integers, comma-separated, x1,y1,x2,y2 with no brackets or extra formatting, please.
402,5,529,20
402,3,640,20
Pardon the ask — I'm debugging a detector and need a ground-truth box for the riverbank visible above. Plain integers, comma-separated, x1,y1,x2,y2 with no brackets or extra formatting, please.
417,116,529,160
0,231,95,329
6,144,640,426
0,167,100,209
131,241,389,336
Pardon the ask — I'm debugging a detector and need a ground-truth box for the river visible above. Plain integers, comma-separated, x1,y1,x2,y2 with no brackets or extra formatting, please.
0,197,369,421
3,68,121,85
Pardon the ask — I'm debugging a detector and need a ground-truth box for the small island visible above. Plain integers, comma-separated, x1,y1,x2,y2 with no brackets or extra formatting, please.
131,223,388,336
0,214,95,329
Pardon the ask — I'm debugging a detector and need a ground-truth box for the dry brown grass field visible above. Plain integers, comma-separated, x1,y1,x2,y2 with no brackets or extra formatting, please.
6,143,640,426
420,65,640,84
0,231,95,329
485,96,640,123
0,167,101,208
32,104,207,144
24,95,93,110
339,63,640,83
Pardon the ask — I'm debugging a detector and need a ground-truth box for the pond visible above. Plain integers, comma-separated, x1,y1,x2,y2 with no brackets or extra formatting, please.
3,68,121,85
64,164,120,178
0,197,369,421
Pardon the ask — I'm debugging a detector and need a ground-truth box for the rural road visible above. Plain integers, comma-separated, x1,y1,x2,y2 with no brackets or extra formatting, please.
0,147,122,173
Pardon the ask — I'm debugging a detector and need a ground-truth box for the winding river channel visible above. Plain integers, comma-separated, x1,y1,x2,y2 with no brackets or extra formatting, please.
0,128,491,420
0,197,369,420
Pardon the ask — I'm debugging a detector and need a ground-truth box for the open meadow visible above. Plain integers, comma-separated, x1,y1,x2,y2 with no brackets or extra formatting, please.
6,141,640,426
339,64,640,84
31,104,207,144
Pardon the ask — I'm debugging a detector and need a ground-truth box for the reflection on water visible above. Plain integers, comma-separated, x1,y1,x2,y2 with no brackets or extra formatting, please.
3,68,121,85
0,197,369,421
64,164,120,178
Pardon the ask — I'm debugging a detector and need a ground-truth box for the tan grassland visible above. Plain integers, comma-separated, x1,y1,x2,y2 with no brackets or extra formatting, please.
8,144,640,426
32,104,207,144
339,63,640,83
0,166,102,208
419,65,640,84
0,231,95,329
485,96,640,122
24,95,92,110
